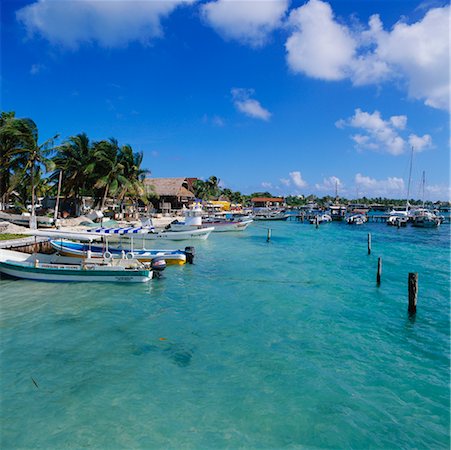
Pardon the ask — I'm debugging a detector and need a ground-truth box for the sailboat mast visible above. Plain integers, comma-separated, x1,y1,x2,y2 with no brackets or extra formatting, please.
406,146,414,212
422,170,425,207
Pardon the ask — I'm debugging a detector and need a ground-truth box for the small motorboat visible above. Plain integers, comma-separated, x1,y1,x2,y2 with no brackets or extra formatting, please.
346,214,367,225
0,248,158,283
50,239,190,265
309,213,332,224
411,209,441,228
86,224,215,241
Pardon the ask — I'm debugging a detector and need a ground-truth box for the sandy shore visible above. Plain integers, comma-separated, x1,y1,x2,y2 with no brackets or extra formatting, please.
0,215,181,236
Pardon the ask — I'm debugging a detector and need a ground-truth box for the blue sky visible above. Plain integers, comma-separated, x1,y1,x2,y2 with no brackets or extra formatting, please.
2,0,450,200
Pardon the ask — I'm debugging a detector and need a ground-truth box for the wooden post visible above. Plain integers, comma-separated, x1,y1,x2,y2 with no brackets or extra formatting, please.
267,228,271,242
315,217,319,229
54,169,63,222
376,257,382,285
408,272,418,315
367,233,371,255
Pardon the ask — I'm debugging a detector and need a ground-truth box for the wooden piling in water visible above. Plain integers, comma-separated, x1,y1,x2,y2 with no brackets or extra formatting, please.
315,217,319,229
376,257,382,285
267,228,271,242
408,272,418,315
367,233,371,255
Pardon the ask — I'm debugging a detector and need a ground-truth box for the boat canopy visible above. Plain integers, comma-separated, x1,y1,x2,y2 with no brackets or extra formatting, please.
86,226,153,235
30,230,102,242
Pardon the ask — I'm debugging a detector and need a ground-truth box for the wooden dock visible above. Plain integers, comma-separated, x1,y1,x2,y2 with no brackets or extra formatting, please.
0,236,52,253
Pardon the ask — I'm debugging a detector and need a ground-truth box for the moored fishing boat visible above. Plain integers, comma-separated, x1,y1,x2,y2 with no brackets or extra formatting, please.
50,239,190,265
329,204,347,221
346,214,367,225
0,211,55,228
83,220,214,241
252,211,289,221
411,209,441,228
169,217,253,232
309,213,332,224
0,249,154,283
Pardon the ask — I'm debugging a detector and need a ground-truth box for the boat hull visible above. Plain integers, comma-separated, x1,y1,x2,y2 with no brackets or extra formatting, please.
50,240,186,265
170,220,253,232
0,212,54,228
0,261,152,282
115,227,214,241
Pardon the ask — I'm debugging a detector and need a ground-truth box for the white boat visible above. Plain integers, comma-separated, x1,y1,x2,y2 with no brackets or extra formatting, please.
346,214,367,225
329,205,347,221
387,208,410,227
309,213,332,224
411,173,441,228
0,211,55,228
252,211,289,221
166,203,253,232
0,248,154,283
86,224,214,241
50,239,190,265
169,217,253,232
411,208,441,228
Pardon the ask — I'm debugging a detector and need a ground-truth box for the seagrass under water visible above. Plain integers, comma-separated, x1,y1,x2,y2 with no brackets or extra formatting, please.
1,220,449,448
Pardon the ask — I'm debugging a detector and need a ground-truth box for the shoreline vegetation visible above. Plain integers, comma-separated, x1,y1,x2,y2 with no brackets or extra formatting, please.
1,111,449,218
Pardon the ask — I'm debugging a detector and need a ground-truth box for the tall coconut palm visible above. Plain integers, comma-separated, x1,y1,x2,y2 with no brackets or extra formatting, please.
117,144,150,203
52,132,94,201
0,113,57,215
206,175,221,199
0,111,33,205
18,120,58,218
92,138,127,210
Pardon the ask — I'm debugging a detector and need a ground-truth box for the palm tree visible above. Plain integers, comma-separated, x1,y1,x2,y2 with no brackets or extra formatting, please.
206,176,221,199
0,111,33,206
92,138,127,210
18,120,58,220
117,144,150,203
0,113,57,218
52,132,94,201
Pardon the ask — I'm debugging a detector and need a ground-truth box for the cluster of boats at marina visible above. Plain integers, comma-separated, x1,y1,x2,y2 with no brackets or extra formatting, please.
305,204,444,228
0,205,255,283
0,201,447,283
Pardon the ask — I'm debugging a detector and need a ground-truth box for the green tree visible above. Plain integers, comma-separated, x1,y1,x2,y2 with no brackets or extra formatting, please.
52,132,94,201
91,138,127,210
117,144,150,203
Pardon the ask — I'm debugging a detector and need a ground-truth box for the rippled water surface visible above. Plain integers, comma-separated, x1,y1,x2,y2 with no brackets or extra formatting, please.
1,220,450,448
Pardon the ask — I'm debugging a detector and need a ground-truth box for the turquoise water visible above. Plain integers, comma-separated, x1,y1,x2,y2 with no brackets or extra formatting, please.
1,220,449,449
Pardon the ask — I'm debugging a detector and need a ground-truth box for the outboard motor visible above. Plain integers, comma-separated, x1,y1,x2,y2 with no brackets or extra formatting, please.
151,256,166,278
184,246,195,264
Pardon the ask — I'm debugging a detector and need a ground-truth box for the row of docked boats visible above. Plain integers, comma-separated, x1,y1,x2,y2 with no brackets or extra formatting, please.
386,207,443,228
0,204,256,283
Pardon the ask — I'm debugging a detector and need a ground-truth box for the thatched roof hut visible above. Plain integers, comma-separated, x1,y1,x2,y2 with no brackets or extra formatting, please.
143,178,195,212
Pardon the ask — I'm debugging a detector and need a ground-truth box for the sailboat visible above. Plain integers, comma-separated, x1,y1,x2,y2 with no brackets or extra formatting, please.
329,181,347,221
411,172,441,228
387,147,414,227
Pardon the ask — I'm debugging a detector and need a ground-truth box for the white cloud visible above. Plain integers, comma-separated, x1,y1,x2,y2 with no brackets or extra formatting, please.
315,175,342,192
355,173,405,197
261,181,273,188
289,171,307,188
231,88,271,121
280,178,290,186
286,0,356,80
201,0,289,47
337,108,433,156
16,0,194,48
390,115,407,130
425,184,451,202
285,1,450,111
408,133,433,152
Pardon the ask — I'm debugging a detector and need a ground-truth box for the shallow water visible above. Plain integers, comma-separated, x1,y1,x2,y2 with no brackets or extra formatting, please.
1,220,450,449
